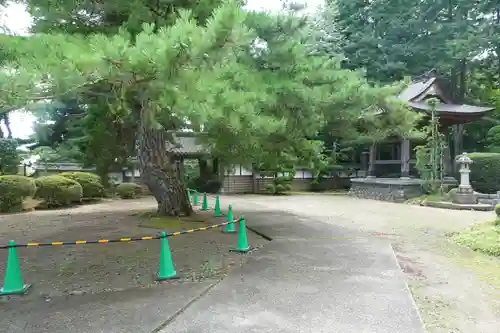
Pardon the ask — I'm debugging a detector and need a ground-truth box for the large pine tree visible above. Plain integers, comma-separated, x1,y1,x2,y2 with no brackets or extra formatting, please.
3,0,418,215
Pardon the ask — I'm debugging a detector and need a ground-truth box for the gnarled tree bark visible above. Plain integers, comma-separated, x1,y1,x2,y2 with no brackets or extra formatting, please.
2,113,12,138
137,108,192,216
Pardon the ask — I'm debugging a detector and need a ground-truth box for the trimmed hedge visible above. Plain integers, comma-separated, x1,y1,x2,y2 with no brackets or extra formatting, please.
0,175,36,212
467,153,500,194
35,175,83,208
116,183,143,199
59,172,104,200
187,176,222,194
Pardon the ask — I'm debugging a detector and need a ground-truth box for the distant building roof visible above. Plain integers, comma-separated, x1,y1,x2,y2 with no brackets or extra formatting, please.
397,71,493,125
33,133,210,172
33,162,94,171
33,162,95,172
165,132,210,156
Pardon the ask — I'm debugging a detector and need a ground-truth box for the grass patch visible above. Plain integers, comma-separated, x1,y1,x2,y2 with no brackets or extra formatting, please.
452,221,500,257
409,232,500,320
135,211,211,230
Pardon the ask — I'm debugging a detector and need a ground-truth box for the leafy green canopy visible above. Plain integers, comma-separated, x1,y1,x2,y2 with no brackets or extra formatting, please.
331,0,500,154
4,1,417,181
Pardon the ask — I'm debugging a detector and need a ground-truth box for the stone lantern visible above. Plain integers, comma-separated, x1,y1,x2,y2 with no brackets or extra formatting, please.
452,152,477,204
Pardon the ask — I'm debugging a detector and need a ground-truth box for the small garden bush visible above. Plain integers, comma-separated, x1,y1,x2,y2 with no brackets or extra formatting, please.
466,153,500,193
59,172,105,200
264,176,292,195
116,183,143,199
495,204,500,226
187,176,222,194
0,175,36,212
35,175,83,208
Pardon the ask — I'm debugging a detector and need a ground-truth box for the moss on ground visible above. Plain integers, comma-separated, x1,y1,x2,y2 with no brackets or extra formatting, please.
452,221,500,257
135,211,214,230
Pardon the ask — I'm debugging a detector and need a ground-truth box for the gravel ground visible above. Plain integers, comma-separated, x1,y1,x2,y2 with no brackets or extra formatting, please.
0,197,266,301
225,193,500,333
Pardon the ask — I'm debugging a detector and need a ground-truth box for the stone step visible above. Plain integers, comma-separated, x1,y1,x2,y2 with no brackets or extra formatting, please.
477,198,497,207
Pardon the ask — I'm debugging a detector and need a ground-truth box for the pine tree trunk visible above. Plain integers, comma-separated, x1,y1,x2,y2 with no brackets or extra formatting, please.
137,110,192,216
3,114,12,138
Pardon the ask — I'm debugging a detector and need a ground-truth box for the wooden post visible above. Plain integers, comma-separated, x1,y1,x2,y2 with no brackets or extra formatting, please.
400,138,410,179
367,143,376,178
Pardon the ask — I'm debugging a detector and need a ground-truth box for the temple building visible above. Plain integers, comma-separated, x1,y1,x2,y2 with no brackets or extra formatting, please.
349,71,494,201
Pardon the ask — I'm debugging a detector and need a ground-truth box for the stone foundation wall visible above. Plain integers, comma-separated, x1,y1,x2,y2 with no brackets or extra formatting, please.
348,178,424,202
475,191,500,207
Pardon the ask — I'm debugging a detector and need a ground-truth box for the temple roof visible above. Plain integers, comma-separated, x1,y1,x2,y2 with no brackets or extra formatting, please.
397,71,494,124
407,101,493,115
165,132,209,156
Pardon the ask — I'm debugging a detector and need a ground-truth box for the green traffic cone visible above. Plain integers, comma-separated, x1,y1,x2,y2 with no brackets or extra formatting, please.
201,192,208,211
193,191,199,206
0,240,31,296
213,196,221,217
223,205,236,233
156,232,178,281
230,216,250,253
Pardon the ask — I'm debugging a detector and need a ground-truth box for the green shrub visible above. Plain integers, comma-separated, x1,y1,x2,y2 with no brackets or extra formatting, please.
0,175,36,212
59,172,104,200
466,153,500,194
187,176,222,193
35,175,83,208
264,176,292,195
0,139,21,175
116,183,143,199
495,204,500,218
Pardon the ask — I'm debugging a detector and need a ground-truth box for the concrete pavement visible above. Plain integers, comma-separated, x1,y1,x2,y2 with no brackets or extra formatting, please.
0,281,215,333
1,199,426,333
161,210,426,333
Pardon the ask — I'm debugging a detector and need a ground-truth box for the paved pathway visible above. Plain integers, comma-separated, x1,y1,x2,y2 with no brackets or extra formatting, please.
4,194,492,332
221,194,490,234
161,206,426,333
216,194,499,333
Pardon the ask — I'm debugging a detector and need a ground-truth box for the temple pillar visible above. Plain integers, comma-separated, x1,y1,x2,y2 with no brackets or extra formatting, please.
400,138,410,179
453,124,464,173
367,143,376,178
442,145,452,177
361,151,369,175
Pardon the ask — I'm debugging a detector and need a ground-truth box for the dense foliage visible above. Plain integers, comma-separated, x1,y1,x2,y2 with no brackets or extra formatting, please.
0,138,20,174
3,0,500,208
467,153,500,194
333,0,500,154
34,175,83,208
0,175,36,212
116,183,144,199
59,172,105,199
0,0,419,215
414,100,446,193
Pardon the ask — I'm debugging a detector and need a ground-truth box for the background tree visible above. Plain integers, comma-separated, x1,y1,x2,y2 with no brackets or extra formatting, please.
0,138,20,174
3,0,421,215
332,0,500,156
